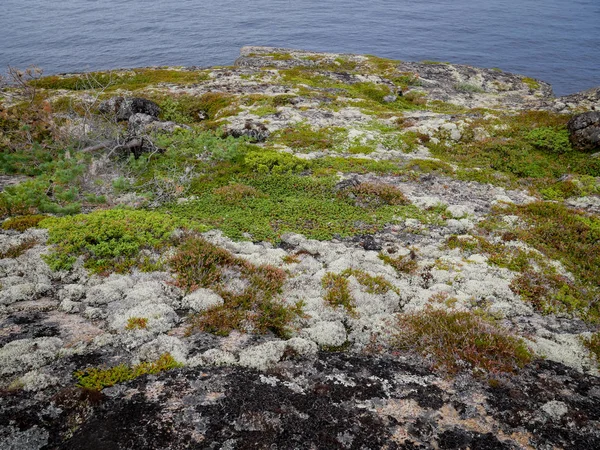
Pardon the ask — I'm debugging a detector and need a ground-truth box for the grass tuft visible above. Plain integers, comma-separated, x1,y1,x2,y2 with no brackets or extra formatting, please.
393,309,533,375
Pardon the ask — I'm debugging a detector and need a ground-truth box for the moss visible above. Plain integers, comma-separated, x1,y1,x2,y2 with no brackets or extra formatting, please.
322,272,356,314
74,353,183,391
393,309,533,375
379,251,419,274
340,268,399,295
40,209,184,274
0,238,37,259
522,77,541,90
2,215,47,232
172,235,303,337
125,317,148,330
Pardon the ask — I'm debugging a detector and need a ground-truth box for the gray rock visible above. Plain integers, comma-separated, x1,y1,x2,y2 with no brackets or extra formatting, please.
567,111,600,151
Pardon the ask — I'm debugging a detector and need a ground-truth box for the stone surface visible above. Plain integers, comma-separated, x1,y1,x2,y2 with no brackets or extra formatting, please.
567,111,600,151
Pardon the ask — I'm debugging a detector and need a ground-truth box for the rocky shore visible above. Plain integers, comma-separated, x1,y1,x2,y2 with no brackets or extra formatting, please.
0,47,599,449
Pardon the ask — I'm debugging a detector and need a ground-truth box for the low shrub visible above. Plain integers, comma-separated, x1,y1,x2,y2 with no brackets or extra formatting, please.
243,150,310,174
379,251,419,274
525,127,572,154
0,238,37,259
393,309,533,375
346,182,410,208
1,215,47,232
171,235,304,337
322,272,355,314
40,209,182,273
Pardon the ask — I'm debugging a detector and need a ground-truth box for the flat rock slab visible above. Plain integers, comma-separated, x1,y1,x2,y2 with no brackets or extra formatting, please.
1,353,599,449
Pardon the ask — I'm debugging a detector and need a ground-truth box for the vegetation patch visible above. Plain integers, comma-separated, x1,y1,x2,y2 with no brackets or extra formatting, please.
40,209,183,273
322,272,355,314
345,182,410,208
392,308,533,375
74,353,183,391
379,251,419,275
426,110,600,195
1,215,47,232
0,238,37,259
33,69,208,91
581,332,600,369
244,150,310,174
125,317,148,330
272,124,345,152
171,235,304,337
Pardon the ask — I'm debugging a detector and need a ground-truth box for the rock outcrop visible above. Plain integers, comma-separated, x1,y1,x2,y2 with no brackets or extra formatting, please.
1,47,599,449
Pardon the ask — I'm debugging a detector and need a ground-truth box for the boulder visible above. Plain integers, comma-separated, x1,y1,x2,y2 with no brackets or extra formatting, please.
567,111,600,151
225,120,270,142
99,97,161,121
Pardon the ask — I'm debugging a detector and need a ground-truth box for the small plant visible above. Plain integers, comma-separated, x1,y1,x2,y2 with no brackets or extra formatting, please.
580,332,600,369
322,272,355,314
1,215,47,232
340,268,398,295
525,127,572,154
213,184,265,204
392,308,533,375
243,150,310,174
41,209,182,273
379,251,418,274
171,235,304,337
282,254,301,264
125,317,148,330
0,238,37,259
74,353,183,391
346,182,410,208
455,83,485,93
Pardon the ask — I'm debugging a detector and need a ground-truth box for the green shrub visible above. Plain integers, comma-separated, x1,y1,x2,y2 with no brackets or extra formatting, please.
243,150,310,174
40,209,182,273
525,127,572,154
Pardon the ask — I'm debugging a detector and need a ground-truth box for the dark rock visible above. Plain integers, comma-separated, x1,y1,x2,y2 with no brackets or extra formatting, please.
99,97,161,121
226,120,270,142
127,113,157,134
567,111,600,151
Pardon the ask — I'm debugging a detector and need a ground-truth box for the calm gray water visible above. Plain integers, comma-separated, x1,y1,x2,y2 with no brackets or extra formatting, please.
1,0,598,96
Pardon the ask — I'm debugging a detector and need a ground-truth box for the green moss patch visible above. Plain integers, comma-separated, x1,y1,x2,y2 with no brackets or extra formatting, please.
75,353,183,391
